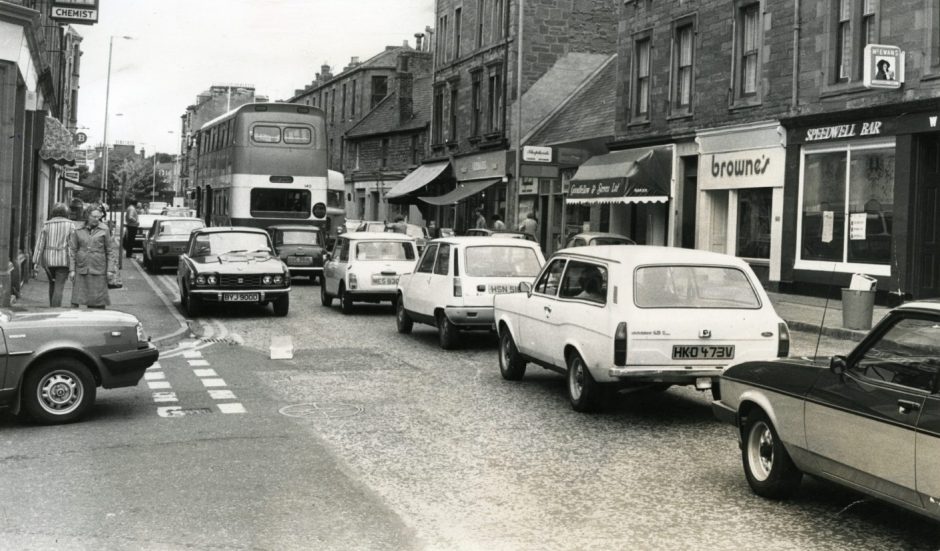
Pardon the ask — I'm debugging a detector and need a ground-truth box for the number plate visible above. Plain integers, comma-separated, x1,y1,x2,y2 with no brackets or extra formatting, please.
287,256,313,265
173,247,185,253
487,284,516,294
372,275,399,285
671,345,735,360
223,293,260,302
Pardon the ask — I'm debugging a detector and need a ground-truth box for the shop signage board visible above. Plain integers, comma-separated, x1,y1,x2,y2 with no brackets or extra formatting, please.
849,213,868,240
522,146,552,163
50,0,99,25
699,148,785,190
519,178,538,195
63,170,80,183
863,45,904,89
793,119,892,144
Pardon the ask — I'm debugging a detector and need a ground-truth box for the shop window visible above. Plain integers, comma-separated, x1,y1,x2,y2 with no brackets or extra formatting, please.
799,144,894,266
736,188,772,259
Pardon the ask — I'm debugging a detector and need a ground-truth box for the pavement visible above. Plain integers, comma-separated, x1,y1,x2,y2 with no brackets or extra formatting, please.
766,290,891,342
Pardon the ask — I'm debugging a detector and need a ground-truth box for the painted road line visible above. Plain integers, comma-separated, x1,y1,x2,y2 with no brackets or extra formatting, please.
201,378,227,388
132,260,188,342
208,389,236,400
193,368,218,377
147,381,172,390
157,406,183,417
144,372,166,381
187,359,210,367
182,350,202,359
217,403,246,414
147,361,162,371
152,392,178,403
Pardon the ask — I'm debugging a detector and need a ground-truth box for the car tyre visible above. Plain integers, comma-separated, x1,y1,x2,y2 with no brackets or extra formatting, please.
273,294,290,317
182,286,202,317
742,410,802,499
498,329,526,381
396,295,413,334
567,350,601,412
320,282,333,306
339,284,354,315
436,311,458,350
22,357,97,425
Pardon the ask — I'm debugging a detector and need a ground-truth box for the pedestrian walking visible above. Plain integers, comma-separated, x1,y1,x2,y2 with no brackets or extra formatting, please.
474,208,487,229
519,211,539,242
124,201,140,258
68,206,117,309
388,215,408,234
32,202,74,307
427,220,439,239
491,214,506,231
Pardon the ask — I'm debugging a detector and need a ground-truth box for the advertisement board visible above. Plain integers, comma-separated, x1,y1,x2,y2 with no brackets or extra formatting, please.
50,0,99,25
863,44,904,89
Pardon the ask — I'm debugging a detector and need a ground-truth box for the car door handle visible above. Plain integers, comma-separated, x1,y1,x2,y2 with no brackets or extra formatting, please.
898,399,921,415
544,305,552,314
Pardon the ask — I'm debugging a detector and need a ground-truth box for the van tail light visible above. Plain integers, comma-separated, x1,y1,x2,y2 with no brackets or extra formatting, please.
453,277,463,297
778,322,790,357
614,322,628,366
348,273,358,290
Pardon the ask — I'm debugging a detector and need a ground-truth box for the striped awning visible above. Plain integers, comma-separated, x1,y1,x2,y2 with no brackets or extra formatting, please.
566,147,672,205
386,161,450,200
38,116,77,166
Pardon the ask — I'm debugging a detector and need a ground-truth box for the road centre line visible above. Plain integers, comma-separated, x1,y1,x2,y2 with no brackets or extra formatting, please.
152,392,178,403
147,381,171,390
201,378,227,388
208,389,236,400
193,368,218,377
217,403,246,414
188,359,210,367
144,372,165,380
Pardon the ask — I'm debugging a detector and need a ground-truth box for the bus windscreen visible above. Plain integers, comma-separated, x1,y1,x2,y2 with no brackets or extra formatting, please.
250,188,311,218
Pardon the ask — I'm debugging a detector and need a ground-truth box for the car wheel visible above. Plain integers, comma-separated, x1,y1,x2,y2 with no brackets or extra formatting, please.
396,295,413,334
339,284,354,314
182,286,202,317
22,358,97,425
320,282,333,306
567,350,601,412
436,311,458,350
273,294,290,317
498,329,526,381
742,410,802,499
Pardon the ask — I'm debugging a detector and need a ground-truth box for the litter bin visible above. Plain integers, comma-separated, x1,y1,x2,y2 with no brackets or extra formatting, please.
841,288,876,330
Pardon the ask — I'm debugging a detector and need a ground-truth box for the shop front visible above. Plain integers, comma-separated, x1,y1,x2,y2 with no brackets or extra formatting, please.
782,102,940,299
696,122,785,284
439,150,509,234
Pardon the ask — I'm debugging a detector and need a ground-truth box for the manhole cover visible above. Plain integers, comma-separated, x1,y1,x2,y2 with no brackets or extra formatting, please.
279,402,363,419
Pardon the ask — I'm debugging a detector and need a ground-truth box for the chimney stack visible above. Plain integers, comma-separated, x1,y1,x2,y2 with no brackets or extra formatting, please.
414,33,425,51
397,53,413,124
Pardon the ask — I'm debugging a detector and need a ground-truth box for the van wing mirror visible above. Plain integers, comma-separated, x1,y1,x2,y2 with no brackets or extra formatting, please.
830,355,848,376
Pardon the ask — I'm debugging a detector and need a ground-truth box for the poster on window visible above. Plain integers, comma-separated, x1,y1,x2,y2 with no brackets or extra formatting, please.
821,211,834,243
849,213,868,240
863,45,904,89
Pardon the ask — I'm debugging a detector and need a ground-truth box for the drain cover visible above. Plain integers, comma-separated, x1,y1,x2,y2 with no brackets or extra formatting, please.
279,402,363,419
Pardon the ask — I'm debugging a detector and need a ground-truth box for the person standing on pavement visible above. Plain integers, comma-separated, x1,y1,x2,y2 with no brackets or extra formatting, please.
491,214,506,230
68,206,117,309
519,211,539,242
124,201,140,258
32,202,73,307
474,208,487,229
388,215,408,234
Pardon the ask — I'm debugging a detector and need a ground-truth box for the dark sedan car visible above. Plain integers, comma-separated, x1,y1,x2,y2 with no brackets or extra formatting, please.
714,301,940,521
143,217,206,273
268,225,326,283
177,227,291,317
0,308,158,424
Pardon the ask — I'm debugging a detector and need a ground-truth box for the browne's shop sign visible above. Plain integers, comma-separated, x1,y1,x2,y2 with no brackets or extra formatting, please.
699,147,785,190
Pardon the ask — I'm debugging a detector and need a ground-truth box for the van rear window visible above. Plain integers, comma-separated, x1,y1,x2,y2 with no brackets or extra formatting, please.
634,265,761,309
464,246,541,277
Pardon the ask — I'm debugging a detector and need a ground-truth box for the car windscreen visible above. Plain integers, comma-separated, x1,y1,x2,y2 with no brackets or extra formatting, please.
160,220,204,235
280,230,321,246
591,237,633,246
464,246,542,277
634,265,761,309
193,233,271,256
355,241,415,261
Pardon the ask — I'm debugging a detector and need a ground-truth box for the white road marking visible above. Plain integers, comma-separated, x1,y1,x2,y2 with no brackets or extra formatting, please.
144,372,166,381
217,403,246,414
183,350,203,359
157,406,183,417
208,389,236,400
187,359,210,367
201,378,227,388
147,381,172,390
147,361,162,371
193,368,218,377
152,392,178,403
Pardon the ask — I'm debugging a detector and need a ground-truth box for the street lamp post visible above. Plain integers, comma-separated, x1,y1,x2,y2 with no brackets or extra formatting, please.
102,35,132,268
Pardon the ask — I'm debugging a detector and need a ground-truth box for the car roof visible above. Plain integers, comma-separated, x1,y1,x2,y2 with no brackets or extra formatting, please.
157,217,204,223
570,232,631,239
341,231,416,241
895,300,940,313
267,224,321,231
552,245,754,267
192,226,269,235
428,236,541,247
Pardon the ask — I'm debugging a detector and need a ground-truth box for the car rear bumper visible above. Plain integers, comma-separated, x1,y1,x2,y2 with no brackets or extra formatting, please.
151,254,182,265
608,365,725,383
444,306,494,327
347,290,397,302
711,400,738,426
100,344,159,388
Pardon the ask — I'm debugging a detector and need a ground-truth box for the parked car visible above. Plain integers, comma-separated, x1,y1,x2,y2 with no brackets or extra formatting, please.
0,308,158,424
494,246,788,411
465,228,537,242
146,201,169,214
564,232,636,248
160,207,197,218
713,301,940,521
321,232,418,314
396,237,545,349
268,224,326,284
177,227,291,317
131,213,165,252
354,221,387,233
142,217,206,273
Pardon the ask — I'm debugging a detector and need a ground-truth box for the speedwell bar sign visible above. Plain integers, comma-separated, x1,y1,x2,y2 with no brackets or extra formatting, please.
50,0,99,25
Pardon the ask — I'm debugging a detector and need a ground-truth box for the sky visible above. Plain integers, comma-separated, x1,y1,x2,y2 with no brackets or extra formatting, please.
76,0,435,156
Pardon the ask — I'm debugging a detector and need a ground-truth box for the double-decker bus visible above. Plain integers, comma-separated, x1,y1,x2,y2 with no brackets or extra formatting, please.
326,170,346,246
192,103,328,230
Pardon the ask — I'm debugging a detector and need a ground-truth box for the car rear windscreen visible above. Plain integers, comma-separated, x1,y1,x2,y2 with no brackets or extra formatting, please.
464,246,541,277
160,220,205,235
355,241,415,261
634,265,761,309
281,231,321,246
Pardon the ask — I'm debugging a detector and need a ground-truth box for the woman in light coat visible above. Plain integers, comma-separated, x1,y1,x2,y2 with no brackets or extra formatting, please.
68,206,117,308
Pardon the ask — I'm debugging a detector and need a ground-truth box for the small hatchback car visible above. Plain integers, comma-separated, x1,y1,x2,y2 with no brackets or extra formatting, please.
396,237,545,349
320,232,418,313
494,246,788,411
268,225,326,284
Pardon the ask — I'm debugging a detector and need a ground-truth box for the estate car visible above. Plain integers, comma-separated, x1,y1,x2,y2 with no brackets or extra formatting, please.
321,232,418,313
142,217,206,273
494,246,788,411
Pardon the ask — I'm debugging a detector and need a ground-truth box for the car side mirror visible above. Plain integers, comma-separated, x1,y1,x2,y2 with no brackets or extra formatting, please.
830,355,847,376
324,252,332,262
518,281,532,294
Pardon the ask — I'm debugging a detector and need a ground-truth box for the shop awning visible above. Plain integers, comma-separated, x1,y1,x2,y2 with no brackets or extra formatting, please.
38,116,77,166
567,147,672,204
419,179,500,206
385,161,450,200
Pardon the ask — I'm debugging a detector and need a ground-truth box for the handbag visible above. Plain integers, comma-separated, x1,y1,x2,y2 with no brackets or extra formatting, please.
107,271,124,289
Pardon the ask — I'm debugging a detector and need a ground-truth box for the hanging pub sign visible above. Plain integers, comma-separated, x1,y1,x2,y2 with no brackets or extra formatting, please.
863,44,904,89
50,0,99,25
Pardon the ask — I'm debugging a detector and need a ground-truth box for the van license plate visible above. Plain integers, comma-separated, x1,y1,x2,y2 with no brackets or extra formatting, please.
287,256,313,265
671,345,735,360
223,293,260,302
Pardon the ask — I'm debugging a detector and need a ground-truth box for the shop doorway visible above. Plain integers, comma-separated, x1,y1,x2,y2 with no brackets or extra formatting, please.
681,157,698,249
706,190,728,253
913,134,940,298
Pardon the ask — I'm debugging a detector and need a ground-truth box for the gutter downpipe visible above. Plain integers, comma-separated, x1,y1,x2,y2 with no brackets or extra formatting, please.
791,0,801,111
512,0,524,227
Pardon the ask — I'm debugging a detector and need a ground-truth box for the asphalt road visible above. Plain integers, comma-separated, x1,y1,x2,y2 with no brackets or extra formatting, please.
1,267,938,550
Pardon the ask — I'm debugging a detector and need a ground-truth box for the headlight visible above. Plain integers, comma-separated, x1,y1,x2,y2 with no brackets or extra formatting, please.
207,274,218,285
158,247,169,254
136,323,146,343
273,275,284,285
195,275,206,285
263,275,273,285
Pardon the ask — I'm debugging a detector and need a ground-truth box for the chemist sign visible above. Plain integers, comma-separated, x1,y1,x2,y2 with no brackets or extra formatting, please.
50,0,99,25
863,44,904,89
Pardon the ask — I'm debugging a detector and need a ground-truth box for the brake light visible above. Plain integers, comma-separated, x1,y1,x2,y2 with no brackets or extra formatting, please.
348,273,358,290
454,277,462,297
614,322,627,366
777,322,790,357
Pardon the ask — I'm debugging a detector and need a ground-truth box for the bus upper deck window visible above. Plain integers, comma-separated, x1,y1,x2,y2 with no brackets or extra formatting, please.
252,125,281,144
284,127,312,145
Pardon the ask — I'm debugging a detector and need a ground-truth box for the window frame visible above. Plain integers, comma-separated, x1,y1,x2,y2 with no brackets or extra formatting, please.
448,85,459,143
486,63,503,133
558,260,609,306
434,244,452,275
534,258,567,297
849,313,940,393
671,17,696,114
417,243,439,273
632,32,652,121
